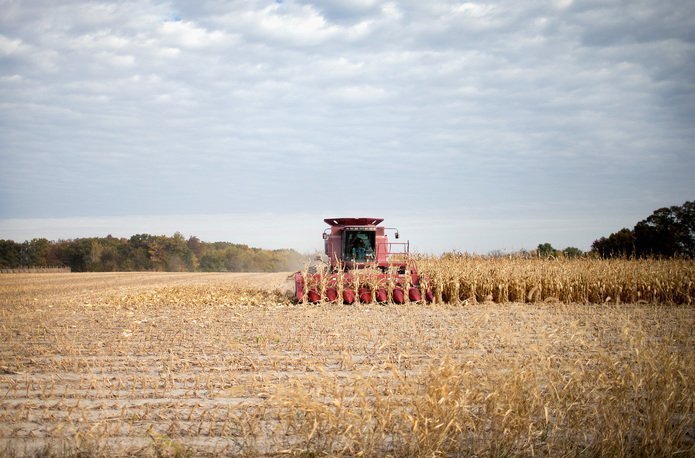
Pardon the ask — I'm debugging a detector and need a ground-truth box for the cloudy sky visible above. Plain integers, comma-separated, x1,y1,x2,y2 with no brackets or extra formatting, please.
1,0,693,253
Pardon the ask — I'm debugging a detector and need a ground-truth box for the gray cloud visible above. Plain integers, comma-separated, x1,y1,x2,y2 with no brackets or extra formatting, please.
1,0,693,251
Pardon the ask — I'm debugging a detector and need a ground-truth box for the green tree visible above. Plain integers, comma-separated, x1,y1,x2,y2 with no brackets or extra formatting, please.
94,235,123,271
200,250,227,271
128,234,155,270
537,243,558,258
592,228,635,258
24,238,51,266
0,233,306,272
63,239,94,272
562,247,583,258
187,236,203,259
634,201,694,257
0,240,21,268
163,232,197,271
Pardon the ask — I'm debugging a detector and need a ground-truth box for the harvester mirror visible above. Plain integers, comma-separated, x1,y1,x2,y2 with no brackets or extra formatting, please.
395,231,400,239
322,233,329,240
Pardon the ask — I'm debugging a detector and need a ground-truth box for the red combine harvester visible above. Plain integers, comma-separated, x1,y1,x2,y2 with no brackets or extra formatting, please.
294,217,433,304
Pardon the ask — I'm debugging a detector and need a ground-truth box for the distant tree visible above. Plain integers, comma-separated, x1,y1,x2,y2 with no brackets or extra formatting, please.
200,250,227,271
49,240,72,269
128,234,155,270
562,247,583,258
0,233,306,272
516,249,534,259
162,232,196,271
591,228,635,258
591,200,694,258
634,201,694,257
20,238,52,266
93,236,123,271
187,236,203,259
674,201,695,257
537,243,558,258
89,239,104,270
63,239,94,272
0,240,21,268
45,241,63,266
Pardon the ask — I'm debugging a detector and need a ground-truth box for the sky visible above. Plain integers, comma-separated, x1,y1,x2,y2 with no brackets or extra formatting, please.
0,0,693,254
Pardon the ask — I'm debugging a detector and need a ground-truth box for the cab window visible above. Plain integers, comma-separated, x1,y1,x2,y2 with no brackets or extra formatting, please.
344,231,375,262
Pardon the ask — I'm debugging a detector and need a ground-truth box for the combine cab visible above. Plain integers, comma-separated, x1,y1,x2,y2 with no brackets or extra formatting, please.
294,218,433,304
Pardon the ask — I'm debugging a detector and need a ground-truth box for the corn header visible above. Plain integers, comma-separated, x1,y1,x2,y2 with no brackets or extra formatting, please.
294,218,433,304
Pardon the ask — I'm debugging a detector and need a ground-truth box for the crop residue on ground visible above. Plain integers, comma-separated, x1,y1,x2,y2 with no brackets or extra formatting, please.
0,272,693,456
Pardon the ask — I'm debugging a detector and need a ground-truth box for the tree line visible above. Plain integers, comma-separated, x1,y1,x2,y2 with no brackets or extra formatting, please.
591,200,694,258
0,233,308,272
3,202,691,270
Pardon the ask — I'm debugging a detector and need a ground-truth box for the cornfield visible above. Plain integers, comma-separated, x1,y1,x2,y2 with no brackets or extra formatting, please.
299,257,695,305
1,270,693,457
418,256,695,305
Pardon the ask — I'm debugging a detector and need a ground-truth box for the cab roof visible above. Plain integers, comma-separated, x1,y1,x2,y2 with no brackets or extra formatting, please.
323,217,384,227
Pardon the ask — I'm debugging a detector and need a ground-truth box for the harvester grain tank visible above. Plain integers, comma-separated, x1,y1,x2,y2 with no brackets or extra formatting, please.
294,217,433,304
